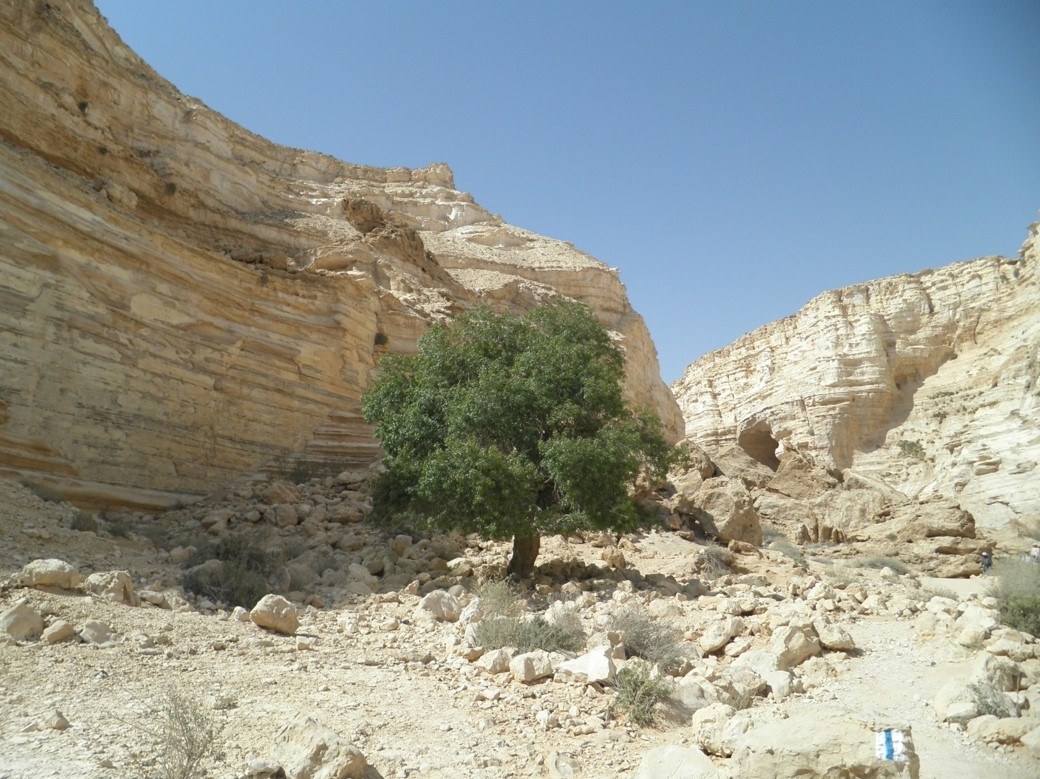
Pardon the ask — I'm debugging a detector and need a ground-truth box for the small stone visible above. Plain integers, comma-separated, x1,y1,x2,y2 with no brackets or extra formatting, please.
79,620,115,645
41,710,70,731
41,619,78,645
510,650,557,683
415,590,461,622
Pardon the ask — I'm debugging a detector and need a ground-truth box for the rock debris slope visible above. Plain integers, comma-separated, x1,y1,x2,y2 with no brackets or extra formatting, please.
0,0,681,510
673,223,1040,530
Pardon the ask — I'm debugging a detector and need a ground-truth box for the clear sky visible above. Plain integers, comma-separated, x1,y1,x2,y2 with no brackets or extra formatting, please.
93,1,1039,383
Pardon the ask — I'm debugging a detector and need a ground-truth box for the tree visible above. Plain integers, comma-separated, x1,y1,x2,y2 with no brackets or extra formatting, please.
362,301,674,577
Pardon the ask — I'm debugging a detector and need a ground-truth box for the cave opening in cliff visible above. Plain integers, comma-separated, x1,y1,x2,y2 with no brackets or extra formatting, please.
738,421,780,471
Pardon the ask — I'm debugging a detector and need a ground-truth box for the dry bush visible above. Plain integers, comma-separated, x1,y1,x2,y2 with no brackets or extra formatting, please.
477,579,524,619
70,511,99,532
608,606,688,672
695,543,731,580
472,615,585,654
180,532,284,608
125,689,220,779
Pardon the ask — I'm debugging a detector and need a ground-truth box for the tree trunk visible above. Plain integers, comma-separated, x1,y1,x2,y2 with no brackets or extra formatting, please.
507,534,540,578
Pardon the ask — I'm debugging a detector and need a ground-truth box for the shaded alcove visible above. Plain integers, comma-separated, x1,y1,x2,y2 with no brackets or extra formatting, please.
737,420,781,471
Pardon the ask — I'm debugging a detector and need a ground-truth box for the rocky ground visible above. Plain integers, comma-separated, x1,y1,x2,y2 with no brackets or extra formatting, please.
2,474,1040,779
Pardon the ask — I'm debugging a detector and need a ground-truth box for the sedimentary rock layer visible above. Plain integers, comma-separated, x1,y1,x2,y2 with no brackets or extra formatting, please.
0,1,681,508
674,224,1039,529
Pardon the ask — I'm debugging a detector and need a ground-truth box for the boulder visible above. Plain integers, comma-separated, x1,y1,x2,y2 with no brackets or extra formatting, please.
19,559,81,590
251,594,299,636
813,618,856,652
556,646,616,684
475,648,515,675
82,570,140,606
712,445,775,488
78,620,115,645
966,715,1039,744
510,650,557,683
692,477,763,546
633,745,719,779
41,619,78,644
273,714,367,779
767,455,839,501
771,625,821,670
415,590,461,622
699,616,744,654
731,714,919,778
0,600,44,640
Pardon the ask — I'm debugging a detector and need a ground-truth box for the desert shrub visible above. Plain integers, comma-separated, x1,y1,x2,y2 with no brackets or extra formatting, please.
104,513,133,538
472,615,585,654
70,511,99,532
992,558,1040,637
696,543,731,580
136,688,221,779
477,579,524,619
21,480,66,503
897,440,926,459
180,532,284,608
608,606,687,672
610,660,670,727
852,555,910,574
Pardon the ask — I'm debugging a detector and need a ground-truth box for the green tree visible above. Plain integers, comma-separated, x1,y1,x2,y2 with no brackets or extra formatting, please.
362,301,674,577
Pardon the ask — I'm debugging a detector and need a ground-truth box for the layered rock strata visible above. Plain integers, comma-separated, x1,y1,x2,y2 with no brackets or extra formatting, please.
0,1,681,508
674,224,1040,529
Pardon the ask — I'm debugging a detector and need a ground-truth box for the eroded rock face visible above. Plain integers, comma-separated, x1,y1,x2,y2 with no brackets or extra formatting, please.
674,226,1040,530
0,1,681,509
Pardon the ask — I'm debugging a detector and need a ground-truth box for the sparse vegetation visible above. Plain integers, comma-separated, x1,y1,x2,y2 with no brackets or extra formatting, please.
897,440,926,460
103,513,133,538
765,534,807,566
70,510,99,532
472,615,585,654
610,660,670,727
696,542,731,580
851,555,910,574
180,532,284,609
147,688,221,779
20,480,67,504
992,558,1040,637
608,606,688,672
476,579,524,619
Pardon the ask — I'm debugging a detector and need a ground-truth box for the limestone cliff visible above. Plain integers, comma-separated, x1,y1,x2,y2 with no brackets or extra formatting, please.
673,224,1040,530
0,1,682,508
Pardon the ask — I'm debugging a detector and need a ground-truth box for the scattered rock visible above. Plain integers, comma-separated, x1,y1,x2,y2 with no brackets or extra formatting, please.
78,620,115,645
41,619,78,644
272,714,367,779
82,571,140,606
20,558,81,589
0,599,45,640
251,594,299,636
415,590,461,622
633,745,719,778
510,650,557,683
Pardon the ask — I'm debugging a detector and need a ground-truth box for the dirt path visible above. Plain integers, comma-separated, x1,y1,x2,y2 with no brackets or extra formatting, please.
779,616,1037,778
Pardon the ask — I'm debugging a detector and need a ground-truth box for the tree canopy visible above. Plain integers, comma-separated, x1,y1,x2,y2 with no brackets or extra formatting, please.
362,301,674,576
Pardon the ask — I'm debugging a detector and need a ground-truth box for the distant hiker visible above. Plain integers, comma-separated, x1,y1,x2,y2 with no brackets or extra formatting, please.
1031,544,1040,564
980,551,992,573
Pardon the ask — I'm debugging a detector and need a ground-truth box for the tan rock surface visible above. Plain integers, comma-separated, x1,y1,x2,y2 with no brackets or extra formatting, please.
674,226,1039,530
0,1,681,509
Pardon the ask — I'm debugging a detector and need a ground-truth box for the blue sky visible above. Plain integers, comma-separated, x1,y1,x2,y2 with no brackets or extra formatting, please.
94,1,1039,383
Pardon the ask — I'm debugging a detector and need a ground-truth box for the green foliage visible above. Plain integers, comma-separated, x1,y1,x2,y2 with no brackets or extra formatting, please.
608,607,688,672
362,302,675,547
610,660,670,727
993,558,1040,637
897,440,926,459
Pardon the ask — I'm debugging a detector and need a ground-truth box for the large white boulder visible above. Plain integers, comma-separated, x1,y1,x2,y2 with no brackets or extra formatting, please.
0,600,44,640
273,714,367,779
251,594,299,636
731,713,919,778
556,646,616,685
633,745,719,779
415,590,461,622
20,559,81,590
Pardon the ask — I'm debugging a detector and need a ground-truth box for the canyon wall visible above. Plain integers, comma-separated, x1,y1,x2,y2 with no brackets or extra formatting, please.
673,224,1040,529
0,1,682,508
